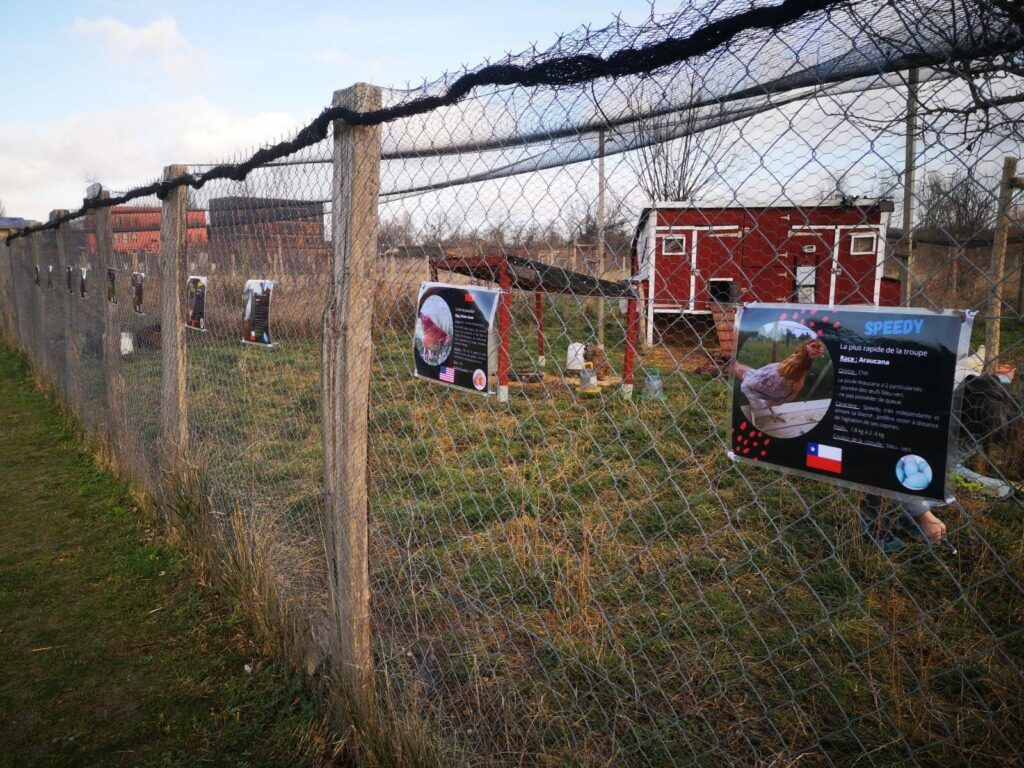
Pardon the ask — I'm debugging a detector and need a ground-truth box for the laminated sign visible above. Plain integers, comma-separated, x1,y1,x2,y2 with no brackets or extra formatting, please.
242,279,275,346
186,276,208,331
730,303,973,503
414,282,500,394
131,272,146,315
107,269,117,304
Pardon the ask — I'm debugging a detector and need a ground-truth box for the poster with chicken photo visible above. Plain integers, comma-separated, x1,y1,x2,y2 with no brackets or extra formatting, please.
414,282,500,394
186,276,208,332
730,303,972,502
131,272,146,315
107,269,118,304
242,279,275,346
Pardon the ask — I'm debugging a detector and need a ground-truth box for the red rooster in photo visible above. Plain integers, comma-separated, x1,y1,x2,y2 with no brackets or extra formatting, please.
734,339,826,425
419,312,451,352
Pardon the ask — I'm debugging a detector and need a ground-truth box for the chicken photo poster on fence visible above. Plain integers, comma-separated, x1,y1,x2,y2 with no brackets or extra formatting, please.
186,276,208,331
730,303,973,503
242,279,275,346
107,269,117,304
131,272,145,315
414,282,500,394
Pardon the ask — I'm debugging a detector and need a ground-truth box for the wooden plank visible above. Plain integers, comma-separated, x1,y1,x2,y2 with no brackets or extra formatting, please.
322,83,381,696
95,189,128,463
984,157,1018,373
159,165,189,481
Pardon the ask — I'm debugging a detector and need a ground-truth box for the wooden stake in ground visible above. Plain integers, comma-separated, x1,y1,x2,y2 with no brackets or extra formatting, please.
159,165,189,481
985,156,1024,374
323,83,381,697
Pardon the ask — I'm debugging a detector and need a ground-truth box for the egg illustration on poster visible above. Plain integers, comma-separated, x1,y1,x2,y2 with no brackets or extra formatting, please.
730,303,973,503
414,282,500,395
242,279,275,346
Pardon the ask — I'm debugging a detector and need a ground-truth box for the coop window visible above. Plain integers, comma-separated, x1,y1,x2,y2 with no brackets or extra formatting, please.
850,233,876,255
662,235,686,255
709,279,734,303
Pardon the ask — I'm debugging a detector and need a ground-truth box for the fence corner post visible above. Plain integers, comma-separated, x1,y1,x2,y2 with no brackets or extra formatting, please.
322,83,381,698
159,164,189,487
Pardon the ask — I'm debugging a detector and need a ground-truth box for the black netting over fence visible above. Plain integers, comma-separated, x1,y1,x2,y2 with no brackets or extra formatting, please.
2,0,1023,765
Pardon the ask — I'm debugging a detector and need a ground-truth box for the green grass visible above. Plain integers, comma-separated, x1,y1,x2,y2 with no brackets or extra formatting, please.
13,294,1024,767
0,344,330,768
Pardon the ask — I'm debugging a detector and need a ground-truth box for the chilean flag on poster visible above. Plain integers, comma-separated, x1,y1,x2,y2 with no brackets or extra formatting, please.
807,442,843,473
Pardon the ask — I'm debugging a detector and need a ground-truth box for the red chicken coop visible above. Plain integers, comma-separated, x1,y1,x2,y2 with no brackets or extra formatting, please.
630,197,897,346
429,249,641,401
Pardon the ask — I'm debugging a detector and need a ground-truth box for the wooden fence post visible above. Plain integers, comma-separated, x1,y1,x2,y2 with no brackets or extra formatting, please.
159,165,189,482
322,83,381,696
95,189,128,461
52,210,79,412
984,157,1022,374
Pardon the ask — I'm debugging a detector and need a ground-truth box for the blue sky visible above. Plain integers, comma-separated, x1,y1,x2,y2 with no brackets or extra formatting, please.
1,0,660,217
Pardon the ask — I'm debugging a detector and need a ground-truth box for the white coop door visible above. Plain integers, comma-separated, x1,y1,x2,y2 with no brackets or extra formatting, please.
795,265,816,303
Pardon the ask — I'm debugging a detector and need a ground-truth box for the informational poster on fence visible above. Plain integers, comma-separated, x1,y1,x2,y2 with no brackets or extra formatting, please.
186,275,208,331
730,303,972,503
79,267,88,299
414,282,500,394
65,266,74,295
242,279,275,346
131,272,145,315
107,269,117,304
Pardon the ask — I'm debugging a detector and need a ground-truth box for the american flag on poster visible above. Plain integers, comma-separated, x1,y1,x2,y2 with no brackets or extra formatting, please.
439,365,456,383
806,442,843,473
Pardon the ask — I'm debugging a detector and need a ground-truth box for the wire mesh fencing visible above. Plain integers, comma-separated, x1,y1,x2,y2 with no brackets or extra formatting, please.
2,0,1023,765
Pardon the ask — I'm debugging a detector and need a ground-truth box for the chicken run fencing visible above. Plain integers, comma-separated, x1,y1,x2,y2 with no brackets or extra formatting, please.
2,0,1024,765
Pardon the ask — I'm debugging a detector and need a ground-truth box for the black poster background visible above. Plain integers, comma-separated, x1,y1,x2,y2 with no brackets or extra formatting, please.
730,304,968,502
131,272,145,315
186,276,208,331
107,269,117,304
242,280,274,346
414,283,499,394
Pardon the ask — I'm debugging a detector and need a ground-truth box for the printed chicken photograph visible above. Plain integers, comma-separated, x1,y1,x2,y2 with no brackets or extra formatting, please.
733,320,834,438
415,294,453,366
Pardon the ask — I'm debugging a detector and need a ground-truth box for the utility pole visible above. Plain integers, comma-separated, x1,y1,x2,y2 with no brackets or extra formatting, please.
984,156,1024,373
901,68,919,307
596,129,607,346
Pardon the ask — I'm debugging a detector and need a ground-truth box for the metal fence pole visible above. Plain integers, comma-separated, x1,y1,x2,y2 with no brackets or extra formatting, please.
323,83,381,696
159,165,189,483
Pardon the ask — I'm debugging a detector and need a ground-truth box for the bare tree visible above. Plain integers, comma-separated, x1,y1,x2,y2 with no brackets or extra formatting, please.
918,170,995,238
620,71,737,204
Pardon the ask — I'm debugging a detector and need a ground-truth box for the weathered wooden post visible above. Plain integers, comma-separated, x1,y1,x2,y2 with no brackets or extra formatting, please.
31,230,52,385
901,67,918,307
52,210,80,412
322,83,381,696
94,189,128,462
984,156,1023,374
159,165,189,483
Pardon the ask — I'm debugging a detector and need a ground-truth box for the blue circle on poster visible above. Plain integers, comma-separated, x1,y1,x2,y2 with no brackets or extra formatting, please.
896,455,932,490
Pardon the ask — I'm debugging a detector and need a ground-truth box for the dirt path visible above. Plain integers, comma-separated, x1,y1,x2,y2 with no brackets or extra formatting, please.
0,345,329,768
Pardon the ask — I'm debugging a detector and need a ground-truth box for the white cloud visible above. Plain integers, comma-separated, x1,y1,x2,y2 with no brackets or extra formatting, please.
0,100,298,219
71,15,207,80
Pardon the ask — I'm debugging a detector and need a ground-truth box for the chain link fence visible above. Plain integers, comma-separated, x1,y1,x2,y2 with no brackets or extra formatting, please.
2,0,1023,764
